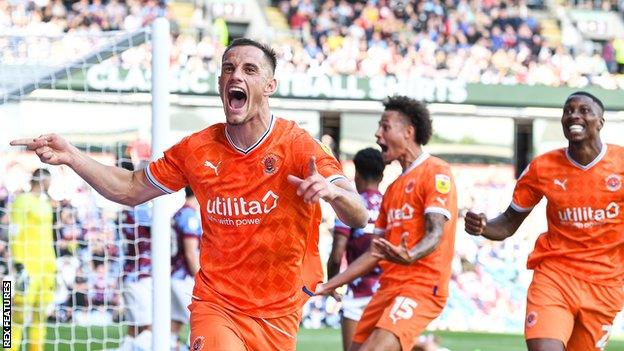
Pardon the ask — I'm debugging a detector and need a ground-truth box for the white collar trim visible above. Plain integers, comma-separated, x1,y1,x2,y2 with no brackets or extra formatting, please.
225,115,276,155
565,143,607,171
402,152,430,175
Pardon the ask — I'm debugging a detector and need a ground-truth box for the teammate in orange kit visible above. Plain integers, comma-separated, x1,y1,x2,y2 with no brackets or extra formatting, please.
10,38,368,351
465,91,624,351
317,96,458,351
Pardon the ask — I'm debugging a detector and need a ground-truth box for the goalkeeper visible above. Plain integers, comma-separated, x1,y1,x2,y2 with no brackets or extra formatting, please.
10,168,56,351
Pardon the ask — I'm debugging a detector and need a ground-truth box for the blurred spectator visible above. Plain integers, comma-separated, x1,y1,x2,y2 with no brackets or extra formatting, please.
614,35,624,73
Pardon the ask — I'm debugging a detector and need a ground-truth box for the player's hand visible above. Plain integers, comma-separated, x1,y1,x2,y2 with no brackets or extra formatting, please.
371,233,415,265
464,211,487,236
287,156,337,204
10,134,75,166
313,283,341,301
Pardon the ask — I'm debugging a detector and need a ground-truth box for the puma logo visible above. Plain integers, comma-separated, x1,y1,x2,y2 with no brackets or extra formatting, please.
204,160,221,176
553,178,567,191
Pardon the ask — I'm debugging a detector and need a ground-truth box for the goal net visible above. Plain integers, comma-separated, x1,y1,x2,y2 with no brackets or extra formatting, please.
0,25,179,351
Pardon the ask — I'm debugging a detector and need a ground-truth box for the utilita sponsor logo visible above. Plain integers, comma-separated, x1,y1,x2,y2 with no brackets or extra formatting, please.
387,204,414,223
205,191,279,227
558,202,619,227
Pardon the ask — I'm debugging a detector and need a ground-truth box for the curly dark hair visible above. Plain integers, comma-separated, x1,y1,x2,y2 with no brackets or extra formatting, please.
353,148,385,182
383,95,432,145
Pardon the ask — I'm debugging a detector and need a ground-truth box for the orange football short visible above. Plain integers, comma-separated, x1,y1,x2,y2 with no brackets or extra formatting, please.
188,299,301,351
352,287,446,351
525,263,624,351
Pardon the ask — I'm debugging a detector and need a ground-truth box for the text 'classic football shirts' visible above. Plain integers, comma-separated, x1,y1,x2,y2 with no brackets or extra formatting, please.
147,116,345,317
512,144,624,286
374,153,458,297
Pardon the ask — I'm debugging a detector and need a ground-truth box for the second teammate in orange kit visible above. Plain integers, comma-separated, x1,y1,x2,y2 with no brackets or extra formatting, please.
465,92,624,351
317,96,458,351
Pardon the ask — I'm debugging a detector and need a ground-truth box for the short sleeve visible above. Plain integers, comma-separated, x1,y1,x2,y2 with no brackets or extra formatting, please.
333,218,351,237
511,161,543,212
146,140,189,194
422,164,455,220
292,133,345,183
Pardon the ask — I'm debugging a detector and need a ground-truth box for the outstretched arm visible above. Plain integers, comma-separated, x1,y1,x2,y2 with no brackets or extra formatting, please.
316,249,380,296
288,157,368,228
464,206,530,241
372,212,447,265
11,134,163,206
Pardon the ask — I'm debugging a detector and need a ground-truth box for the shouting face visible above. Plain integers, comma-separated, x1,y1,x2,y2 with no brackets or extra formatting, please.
375,110,413,164
218,45,276,125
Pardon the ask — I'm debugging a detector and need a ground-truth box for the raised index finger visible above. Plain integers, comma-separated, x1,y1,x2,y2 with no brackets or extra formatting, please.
9,138,37,146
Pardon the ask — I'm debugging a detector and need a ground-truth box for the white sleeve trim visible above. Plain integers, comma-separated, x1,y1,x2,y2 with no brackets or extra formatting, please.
374,228,386,235
510,201,533,213
424,206,452,220
144,166,175,194
327,175,347,183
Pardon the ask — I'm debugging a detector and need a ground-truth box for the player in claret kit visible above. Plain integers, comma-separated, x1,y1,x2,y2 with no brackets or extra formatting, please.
11,38,368,351
465,91,624,351
170,186,201,350
317,96,458,351
327,147,385,351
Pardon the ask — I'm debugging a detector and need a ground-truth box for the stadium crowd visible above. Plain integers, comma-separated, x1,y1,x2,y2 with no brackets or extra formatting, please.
275,0,624,87
2,0,624,88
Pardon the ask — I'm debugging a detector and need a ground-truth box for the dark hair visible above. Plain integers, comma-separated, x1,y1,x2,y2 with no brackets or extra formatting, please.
31,168,51,182
223,38,277,74
184,186,194,198
353,148,385,182
567,91,604,114
383,96,433,145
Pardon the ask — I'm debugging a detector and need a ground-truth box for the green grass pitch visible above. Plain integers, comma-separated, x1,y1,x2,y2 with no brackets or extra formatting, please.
29,326,624,351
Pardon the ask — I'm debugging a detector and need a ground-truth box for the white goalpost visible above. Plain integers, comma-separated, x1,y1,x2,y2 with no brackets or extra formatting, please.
1,17,174,351
150,17,171,351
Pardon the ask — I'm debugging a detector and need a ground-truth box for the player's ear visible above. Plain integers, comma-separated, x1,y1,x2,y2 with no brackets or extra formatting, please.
405,123,416,141
264,77,277,96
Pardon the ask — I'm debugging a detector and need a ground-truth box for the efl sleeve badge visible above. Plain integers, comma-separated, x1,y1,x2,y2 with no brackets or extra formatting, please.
435,174,451,194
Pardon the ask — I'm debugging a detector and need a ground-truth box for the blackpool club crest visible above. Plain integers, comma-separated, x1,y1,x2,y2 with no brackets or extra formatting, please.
605,174,621,192
191,336,205,351
262,153,279,174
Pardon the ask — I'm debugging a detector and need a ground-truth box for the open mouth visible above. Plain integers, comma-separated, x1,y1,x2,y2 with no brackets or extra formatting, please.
568,124,584,133
378,143,388,153
228,87,247,109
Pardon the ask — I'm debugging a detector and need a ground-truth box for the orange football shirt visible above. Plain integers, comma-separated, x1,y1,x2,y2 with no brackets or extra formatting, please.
512,144,624,286
373,153,458,297
146,116,344,317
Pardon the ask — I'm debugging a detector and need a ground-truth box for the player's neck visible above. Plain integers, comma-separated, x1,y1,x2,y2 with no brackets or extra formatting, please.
356,183,380,193
398,144,423,171
226,110,272,150
567,139,603,166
